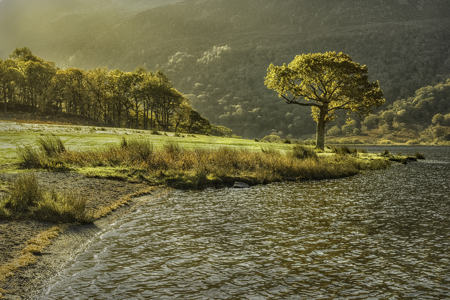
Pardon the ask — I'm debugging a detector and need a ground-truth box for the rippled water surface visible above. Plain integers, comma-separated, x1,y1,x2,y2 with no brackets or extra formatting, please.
41,147,449,299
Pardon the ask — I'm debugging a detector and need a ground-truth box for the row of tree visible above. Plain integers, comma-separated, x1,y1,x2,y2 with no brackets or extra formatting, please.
0,47,211,134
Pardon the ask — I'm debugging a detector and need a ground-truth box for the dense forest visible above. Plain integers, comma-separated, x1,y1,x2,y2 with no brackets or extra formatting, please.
324,77,450,144
364,78,450,144
1,0,450,139
0,47,213,134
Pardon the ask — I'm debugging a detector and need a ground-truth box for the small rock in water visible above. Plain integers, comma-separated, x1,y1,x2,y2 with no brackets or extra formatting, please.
233,181,250,189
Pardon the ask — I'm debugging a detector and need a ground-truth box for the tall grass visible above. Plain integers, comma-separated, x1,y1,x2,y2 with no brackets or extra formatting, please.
0,174,90,223
17,137,391,189
330,145,359,156
16,134,67,168
16,145,42,168
37,134,66,157
291,145,318,160
1,174,43,212
120,137,154,161
261,145,278,155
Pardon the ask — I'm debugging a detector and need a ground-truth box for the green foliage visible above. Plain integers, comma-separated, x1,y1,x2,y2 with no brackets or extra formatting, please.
14,135,390,189
406,139,420,145
210,125,234,137
260,145,278,155
16,135,68,169
354,158,391,171
341,122,358,136
1,48,211,134
36,190,89,223
163,141,182,155
367,78,450,143
327,126,341,136
362,115,380,129
335,138,365,145
432,113,450,126
191,167,208,190
265,52,384,150
120,138,154,160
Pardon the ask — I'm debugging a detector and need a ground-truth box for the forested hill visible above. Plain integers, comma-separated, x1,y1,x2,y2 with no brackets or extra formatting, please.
0,0,182,62
1,0,450,138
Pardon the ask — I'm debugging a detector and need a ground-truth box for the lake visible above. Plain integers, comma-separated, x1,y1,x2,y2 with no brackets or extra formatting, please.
38,146,450,299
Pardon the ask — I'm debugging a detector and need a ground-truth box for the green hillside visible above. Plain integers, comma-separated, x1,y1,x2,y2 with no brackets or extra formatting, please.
1,0,450,139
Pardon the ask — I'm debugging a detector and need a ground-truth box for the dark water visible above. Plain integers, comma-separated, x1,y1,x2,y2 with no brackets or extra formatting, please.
40,147,449,299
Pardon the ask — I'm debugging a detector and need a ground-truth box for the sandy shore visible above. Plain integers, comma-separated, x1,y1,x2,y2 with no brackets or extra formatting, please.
0,172,167,299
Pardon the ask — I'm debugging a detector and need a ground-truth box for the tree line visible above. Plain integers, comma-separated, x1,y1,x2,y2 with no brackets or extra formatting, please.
0,47,211,134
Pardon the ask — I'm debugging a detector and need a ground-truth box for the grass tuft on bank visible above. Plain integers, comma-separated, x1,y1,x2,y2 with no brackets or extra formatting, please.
0,174,91,223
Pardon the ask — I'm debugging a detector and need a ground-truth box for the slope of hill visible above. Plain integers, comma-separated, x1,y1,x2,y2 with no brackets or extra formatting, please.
1,0,450,138
0,0,182,66
365,78,450,144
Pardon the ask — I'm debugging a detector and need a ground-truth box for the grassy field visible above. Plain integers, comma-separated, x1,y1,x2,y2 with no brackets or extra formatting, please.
0,121,295,167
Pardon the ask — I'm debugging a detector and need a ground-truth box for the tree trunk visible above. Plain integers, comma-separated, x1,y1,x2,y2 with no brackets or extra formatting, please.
3,83,7,114
316,105,327,150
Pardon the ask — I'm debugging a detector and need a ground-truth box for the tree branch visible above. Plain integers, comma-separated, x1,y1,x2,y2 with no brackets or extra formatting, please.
330,100,352,111
281,94,320,107
308,83,322,101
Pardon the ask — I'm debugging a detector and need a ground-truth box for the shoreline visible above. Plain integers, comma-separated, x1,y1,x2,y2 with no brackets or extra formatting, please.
0,155,414,299
0,181,169,300
0,122,424,299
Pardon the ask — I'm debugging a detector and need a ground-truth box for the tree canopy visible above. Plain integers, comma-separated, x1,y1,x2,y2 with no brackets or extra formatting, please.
0,47,213,134
265,51,385,149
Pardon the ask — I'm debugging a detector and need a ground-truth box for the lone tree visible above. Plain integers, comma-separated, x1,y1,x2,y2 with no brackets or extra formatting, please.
265,52,385,150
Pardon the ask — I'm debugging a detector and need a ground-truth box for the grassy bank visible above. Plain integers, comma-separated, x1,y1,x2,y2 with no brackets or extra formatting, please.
14,135,391,188
0,122,397,224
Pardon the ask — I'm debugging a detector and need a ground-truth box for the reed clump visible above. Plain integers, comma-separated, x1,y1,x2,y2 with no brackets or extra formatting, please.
16,145,42,168
0,174,91,223
37,134,66,157
16,134,67,169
